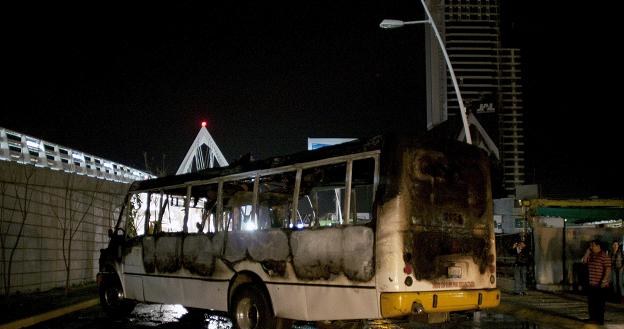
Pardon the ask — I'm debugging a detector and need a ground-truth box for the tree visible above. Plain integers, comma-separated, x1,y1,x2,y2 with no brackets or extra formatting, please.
143,152,168,177
0,165,35,297
49,175,100,295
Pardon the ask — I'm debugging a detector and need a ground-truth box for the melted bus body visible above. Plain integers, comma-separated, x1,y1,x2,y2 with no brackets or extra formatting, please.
98,134,499,327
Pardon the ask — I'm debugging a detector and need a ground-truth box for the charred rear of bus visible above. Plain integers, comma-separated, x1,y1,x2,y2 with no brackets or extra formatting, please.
400,140,493,281
377,136,499,320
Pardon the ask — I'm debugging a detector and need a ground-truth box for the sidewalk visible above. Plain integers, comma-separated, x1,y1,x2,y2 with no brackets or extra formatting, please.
0,284,99,329
496,276,624,329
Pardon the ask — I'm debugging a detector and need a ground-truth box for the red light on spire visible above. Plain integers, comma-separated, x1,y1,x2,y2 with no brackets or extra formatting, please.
201,121,207,128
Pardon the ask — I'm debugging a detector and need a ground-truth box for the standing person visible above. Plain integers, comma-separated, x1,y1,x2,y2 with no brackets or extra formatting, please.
611,240,623,303
582,239,612,325
512,240,529,295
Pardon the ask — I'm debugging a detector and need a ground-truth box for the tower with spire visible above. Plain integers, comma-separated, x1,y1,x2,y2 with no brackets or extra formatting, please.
176,122,228,174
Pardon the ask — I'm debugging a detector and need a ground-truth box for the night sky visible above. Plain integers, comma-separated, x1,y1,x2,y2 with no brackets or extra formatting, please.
4,2,622,198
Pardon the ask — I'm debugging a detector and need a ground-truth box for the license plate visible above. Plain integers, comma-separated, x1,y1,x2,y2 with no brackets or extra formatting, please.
448,266,462,278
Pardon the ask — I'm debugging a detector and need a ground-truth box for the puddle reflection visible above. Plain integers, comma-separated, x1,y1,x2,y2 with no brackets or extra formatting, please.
127,306,550,329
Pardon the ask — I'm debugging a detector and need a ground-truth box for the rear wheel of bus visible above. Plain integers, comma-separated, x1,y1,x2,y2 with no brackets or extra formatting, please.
231,284,292,329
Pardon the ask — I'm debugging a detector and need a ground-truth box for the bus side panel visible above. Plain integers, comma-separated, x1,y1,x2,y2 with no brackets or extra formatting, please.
121,236,231,311
305,285,378,320
123,275,144,302
141,275,229,311
123,245,145,274
122,244,146,302
180,278,229,310
375,196,408,292
267,284,309,319
267,284,379,321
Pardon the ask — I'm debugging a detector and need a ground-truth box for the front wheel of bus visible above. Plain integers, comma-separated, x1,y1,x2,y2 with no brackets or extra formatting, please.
231,284,277,329
99,275,135,318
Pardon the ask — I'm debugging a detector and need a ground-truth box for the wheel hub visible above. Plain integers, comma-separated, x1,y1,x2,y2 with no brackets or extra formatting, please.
236,297,260,329
105,286,122,306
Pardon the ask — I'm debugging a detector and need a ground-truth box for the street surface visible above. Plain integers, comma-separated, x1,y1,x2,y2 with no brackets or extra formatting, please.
28,303,554,329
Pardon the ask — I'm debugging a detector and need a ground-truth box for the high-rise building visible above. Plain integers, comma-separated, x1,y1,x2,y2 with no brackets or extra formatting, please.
426,0,525,196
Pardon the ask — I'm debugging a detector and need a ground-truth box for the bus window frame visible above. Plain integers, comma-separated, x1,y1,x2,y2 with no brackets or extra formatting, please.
121,151,380,234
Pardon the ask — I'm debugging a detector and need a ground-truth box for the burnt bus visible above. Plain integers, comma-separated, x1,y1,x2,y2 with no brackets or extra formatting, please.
98,133,499,328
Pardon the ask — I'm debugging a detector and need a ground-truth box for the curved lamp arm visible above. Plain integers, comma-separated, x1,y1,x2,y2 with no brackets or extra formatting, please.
380,0,472,144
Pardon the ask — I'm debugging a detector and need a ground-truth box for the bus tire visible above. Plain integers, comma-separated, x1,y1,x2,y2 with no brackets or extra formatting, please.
231,284,276,329
99,275,135,318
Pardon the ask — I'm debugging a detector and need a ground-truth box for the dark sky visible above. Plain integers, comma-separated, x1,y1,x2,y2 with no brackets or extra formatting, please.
501,2,622,198
4,2,622,198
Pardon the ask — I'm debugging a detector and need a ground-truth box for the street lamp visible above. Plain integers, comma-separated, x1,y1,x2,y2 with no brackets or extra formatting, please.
380,0,472,145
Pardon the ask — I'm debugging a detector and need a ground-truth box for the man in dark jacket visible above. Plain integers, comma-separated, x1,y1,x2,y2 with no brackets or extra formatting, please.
513,240,530,295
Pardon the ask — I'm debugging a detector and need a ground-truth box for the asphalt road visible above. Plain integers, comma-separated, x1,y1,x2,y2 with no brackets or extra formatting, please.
27,303,553,329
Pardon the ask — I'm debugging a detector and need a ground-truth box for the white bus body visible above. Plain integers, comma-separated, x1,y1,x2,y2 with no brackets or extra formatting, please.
98,134,499,327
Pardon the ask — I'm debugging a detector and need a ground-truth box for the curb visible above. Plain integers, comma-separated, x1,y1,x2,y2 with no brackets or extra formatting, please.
0,298,99,329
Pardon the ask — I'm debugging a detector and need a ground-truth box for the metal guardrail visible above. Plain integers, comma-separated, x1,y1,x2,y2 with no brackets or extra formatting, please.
0,127,154,183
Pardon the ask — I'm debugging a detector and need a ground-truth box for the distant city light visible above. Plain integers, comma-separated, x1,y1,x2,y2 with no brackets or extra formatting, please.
201,121,207,128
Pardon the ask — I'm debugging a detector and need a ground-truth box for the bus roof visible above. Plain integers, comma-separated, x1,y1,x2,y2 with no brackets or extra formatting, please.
128,135,384,192
128,128,480,193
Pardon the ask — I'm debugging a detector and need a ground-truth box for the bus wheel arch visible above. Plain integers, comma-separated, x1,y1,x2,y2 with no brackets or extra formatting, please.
230,283,275,329
229,271,264,305
98,272,135,317
229,271,292,329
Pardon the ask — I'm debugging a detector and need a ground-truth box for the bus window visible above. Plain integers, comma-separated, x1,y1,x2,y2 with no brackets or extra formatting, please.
172,193,187,233
142,188,187,234
297,158,376,227
222,177,254,231
298,162,347,227
349,157,376,224
123,192,148,237
187,195,205,233
258,172,295,229
147,192,169,234
188,184,218,233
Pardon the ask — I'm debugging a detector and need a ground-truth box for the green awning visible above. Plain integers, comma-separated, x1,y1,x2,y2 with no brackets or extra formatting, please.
535,207,624,223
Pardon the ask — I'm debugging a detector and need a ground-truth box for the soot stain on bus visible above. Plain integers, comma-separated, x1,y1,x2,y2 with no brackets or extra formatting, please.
110,134,493,288
400,146,494,281
114,137,384,283
134,225,375,282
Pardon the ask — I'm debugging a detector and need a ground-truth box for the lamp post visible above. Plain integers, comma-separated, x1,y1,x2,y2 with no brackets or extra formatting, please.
380,0,472,144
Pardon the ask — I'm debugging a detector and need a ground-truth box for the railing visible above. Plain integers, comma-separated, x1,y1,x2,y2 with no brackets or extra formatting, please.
0,127,155,183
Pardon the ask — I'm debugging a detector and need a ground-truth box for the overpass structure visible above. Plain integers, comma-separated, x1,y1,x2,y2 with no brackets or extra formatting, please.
0,126,153,183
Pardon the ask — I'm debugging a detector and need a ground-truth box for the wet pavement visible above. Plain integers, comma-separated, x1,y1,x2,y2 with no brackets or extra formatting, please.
495,277,624,328
26,303,553,329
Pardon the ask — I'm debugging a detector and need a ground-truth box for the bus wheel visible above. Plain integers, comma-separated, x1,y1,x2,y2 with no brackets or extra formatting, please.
231,284,275,329
99,276,135,317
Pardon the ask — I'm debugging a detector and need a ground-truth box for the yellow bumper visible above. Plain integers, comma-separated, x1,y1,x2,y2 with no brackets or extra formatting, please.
380,289,500,318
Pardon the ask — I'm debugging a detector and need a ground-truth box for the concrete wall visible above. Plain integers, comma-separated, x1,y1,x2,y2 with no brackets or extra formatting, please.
0,161,128,295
